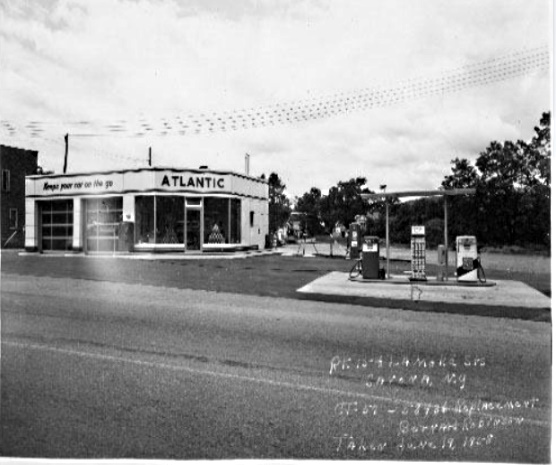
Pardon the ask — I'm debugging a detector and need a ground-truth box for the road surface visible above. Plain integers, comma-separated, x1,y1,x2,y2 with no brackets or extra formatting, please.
0,272,551,460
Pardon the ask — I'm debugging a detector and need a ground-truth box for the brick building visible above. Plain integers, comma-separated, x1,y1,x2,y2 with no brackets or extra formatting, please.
1,145,38,248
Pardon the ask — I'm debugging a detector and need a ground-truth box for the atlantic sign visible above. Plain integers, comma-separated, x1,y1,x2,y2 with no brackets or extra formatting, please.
155,171,230,192
160,174,225,189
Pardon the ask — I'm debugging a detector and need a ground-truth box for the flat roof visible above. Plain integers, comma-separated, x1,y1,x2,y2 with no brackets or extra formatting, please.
26,166,268,184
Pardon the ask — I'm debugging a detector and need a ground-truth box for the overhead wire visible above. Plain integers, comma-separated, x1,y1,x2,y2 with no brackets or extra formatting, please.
0,46,549,141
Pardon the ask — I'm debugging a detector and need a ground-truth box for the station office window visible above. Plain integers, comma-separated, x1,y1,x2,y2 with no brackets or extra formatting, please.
156,196,184,244
2,170,10,192
135,196,155,244
135,196,184,244
249,211,254,227
204,198,229,244
134,196,242,246
203,198,241,245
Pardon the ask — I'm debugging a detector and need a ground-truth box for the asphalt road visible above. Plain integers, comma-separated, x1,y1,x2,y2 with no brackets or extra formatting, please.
0,267,551,461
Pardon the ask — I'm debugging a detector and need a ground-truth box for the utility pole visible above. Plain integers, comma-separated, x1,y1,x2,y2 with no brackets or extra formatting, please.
385,198,390,279
444,195,449,279
63,133,69,173
148,147,152,167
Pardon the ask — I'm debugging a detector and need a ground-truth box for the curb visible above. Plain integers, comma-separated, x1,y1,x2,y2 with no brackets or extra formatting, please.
295,291,551,322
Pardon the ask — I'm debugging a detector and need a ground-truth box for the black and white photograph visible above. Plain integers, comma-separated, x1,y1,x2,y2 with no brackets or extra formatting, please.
0,0,552,462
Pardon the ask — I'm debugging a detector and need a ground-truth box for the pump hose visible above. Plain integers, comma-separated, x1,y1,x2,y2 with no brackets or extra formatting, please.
349,259,362,280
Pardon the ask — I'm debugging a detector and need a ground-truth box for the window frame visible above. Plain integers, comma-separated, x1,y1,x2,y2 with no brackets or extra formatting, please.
2,170,10,192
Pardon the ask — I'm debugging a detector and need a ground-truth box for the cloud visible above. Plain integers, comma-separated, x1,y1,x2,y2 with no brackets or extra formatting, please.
0,0,550,197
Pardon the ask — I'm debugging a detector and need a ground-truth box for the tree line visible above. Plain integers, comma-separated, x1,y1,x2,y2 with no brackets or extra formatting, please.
268,112,550,250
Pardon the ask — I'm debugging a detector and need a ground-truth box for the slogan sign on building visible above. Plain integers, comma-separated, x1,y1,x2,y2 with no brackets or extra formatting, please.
155,171,231,192
26,169,257,197
30,174,123,196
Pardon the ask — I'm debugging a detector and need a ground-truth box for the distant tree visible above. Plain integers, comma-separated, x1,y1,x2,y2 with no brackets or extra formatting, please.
268,172,291,234
389,197,444,245
529,111,551,185
295,187,323,235
475,141,525,244
319,186,339,231
520,112,551,246
441,158,479,189
319,177,371,231
439,112,551,247
424,217,445,248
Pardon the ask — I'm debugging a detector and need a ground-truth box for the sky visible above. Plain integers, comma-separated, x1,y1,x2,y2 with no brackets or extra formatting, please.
0,0,552,198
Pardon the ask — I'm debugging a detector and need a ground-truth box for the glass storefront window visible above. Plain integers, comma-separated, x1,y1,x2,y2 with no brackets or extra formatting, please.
85,197,123,252
133,196,242,247
230,199,241,244
204,198,229,244
186,197,202,207
135,196,184,245
135,196,155,243
156,196,184,244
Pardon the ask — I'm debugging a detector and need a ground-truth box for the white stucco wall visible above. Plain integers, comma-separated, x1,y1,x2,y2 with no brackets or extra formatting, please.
72,198,82,250
24,198,36,249
241,197,269,249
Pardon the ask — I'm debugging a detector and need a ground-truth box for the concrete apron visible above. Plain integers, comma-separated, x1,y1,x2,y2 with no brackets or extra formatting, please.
297,272,551,311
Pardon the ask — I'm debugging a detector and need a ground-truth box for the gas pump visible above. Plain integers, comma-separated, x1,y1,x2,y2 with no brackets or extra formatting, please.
410,225,427,281
348,222,362,259
456,235,479,282
361,236,380,279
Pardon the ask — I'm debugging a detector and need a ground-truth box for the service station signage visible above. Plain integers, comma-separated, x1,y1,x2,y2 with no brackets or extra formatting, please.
155,171,231,192
32,175,123,196
27,169,250,197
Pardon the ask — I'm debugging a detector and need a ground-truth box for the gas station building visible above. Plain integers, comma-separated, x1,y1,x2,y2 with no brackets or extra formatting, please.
24,167,269,254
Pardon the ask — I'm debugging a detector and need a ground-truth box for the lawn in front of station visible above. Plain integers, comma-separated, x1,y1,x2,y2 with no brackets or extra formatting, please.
2,249,550,300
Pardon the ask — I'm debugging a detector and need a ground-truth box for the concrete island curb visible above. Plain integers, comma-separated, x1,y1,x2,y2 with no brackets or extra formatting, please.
296,272,551,322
